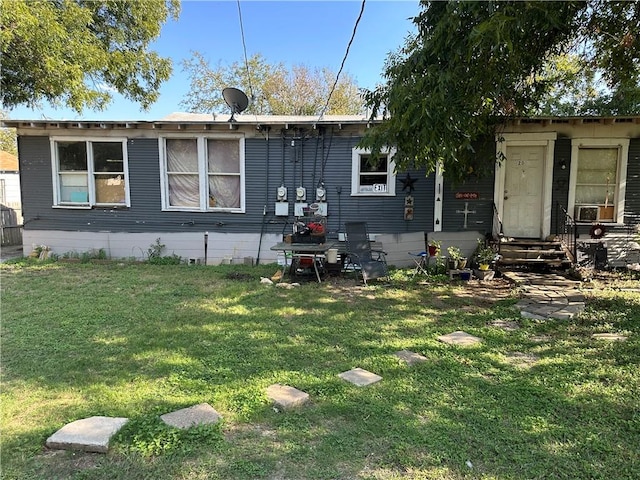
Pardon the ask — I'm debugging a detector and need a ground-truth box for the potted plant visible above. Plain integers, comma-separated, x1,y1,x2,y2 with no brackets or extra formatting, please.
427,239,441,257
476,244,496,270
447,245,463,270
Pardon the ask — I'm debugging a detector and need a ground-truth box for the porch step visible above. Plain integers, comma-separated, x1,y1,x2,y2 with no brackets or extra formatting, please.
497,238,572,270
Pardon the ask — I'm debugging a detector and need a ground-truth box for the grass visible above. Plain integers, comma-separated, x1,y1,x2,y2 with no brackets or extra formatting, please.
1,260,639,479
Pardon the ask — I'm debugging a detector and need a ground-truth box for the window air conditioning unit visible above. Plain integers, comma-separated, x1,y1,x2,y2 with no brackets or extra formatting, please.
576,206,599,222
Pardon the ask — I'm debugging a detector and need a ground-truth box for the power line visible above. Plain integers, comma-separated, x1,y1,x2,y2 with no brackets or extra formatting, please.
318,0,366,120
236,0,254,102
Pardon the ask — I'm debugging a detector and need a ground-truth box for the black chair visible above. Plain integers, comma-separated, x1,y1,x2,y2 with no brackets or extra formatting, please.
344,222,389,285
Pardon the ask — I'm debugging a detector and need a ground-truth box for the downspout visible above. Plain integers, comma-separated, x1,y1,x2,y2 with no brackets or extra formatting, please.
256,126,270,265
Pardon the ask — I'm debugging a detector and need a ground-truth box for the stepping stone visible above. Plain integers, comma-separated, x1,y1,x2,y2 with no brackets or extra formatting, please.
489,320,520,331
504,352,540,368
520,310,546,320
530,335,551,343
266,384,309,409
437,331,482,346
394,350,427,365
338,368,382,387
46,416,128,453
549,303,584,320
592,333,628,342
160,403,221,429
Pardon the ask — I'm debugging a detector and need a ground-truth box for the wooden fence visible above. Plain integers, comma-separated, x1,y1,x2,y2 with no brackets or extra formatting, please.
1,204,23,246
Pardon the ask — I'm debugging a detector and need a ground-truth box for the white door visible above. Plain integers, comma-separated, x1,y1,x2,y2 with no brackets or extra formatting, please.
502,146,545,238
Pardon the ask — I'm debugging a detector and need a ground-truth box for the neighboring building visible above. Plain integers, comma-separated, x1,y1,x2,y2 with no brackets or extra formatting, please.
0,150,22,246
3,114,639,266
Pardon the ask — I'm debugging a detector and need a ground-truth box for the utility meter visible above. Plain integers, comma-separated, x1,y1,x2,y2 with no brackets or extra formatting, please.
316,187,326,201
276,186,287,201
296,186,306,201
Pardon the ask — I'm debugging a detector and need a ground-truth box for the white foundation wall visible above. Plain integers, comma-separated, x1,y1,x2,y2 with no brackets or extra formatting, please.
375,232,426,268
23,229,488,268
23,230,282,265
427,231,485,260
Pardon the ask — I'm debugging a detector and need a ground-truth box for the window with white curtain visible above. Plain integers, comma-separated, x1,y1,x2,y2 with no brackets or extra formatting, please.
569,138,629,224
51,138,129,208
161,136,244,212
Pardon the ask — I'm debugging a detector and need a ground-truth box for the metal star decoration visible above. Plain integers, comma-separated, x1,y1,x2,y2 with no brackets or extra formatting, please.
400,173,418,192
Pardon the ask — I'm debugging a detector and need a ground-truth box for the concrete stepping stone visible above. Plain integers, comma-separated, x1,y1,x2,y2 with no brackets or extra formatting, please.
338,367,382,387
488,320,520,331
549,303,584,320
394,350,427,365
530,335,552,343
160,403,222,429
592,333,628,341
266,384,309,409
46,416,128,453
504,352,540,368
438,330,482,346
520,310,546,320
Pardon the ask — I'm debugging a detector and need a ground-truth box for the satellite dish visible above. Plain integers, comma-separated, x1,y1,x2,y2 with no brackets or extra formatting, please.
222,87,249,121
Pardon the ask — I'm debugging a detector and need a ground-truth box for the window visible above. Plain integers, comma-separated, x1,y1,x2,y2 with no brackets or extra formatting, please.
569,139,629,224
161,136,244,212
351,147,396,196
51,138,129,207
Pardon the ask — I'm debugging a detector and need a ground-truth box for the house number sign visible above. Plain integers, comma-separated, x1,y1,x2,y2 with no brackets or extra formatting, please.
455,192,479,200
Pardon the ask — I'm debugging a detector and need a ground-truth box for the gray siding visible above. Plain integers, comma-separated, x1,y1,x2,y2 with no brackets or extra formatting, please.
624,138,640,221
21,128,636,241
441,140,496,235
20,131,434,237
551,137,572,231
18,136,54,228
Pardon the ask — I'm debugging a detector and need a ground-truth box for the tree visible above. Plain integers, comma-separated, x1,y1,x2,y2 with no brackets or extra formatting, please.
180,51,364,116
1,0,180,113
360,1,640,181
0,112,17,156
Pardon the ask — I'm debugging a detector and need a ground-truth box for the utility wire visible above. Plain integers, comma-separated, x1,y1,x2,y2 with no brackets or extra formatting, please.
318,0,366,120
236,0,254,102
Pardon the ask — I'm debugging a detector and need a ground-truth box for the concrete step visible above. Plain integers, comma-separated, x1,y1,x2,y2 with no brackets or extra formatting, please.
500,248,566,257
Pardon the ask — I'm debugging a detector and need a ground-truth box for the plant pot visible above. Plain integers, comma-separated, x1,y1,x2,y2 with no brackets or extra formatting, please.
447,258,458,270
457,258,467,269
428,245,438,257
474,269,495,280
479,263,490,271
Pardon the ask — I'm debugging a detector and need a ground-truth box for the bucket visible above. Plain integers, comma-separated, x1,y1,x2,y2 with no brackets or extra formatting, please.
327,248,338,264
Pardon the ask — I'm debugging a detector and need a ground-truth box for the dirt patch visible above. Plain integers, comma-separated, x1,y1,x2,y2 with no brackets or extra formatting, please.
35,449,102,476
225,271,256,281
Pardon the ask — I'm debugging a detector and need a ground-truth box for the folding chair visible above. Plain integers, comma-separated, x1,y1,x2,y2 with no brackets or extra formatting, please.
409,251,428,277
344,222,389,285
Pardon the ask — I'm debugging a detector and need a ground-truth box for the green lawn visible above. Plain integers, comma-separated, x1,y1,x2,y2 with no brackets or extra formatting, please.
1,260,638,479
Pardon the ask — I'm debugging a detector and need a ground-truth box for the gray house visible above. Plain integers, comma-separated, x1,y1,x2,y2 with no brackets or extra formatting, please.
4,113,640,267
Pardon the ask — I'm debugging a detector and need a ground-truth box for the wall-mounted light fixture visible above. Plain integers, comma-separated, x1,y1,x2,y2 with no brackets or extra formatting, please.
559,158,567,170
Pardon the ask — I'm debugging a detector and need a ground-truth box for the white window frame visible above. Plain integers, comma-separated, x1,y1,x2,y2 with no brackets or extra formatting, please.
351,147,397,196
50,137,130,209
568,138,629,225
159,134,245,213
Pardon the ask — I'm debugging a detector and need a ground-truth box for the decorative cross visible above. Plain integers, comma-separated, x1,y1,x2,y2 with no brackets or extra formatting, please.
456,202,476,229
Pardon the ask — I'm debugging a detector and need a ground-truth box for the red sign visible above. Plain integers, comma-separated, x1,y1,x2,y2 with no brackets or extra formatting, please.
455,192,479,200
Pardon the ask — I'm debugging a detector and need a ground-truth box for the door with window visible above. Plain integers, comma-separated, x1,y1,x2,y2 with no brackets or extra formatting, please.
502,146,545,238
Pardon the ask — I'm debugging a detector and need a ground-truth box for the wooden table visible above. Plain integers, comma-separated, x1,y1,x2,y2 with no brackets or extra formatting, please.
270,242,337,283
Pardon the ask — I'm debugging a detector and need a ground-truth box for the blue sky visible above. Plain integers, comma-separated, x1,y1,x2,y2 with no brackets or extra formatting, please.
8,0,420,121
